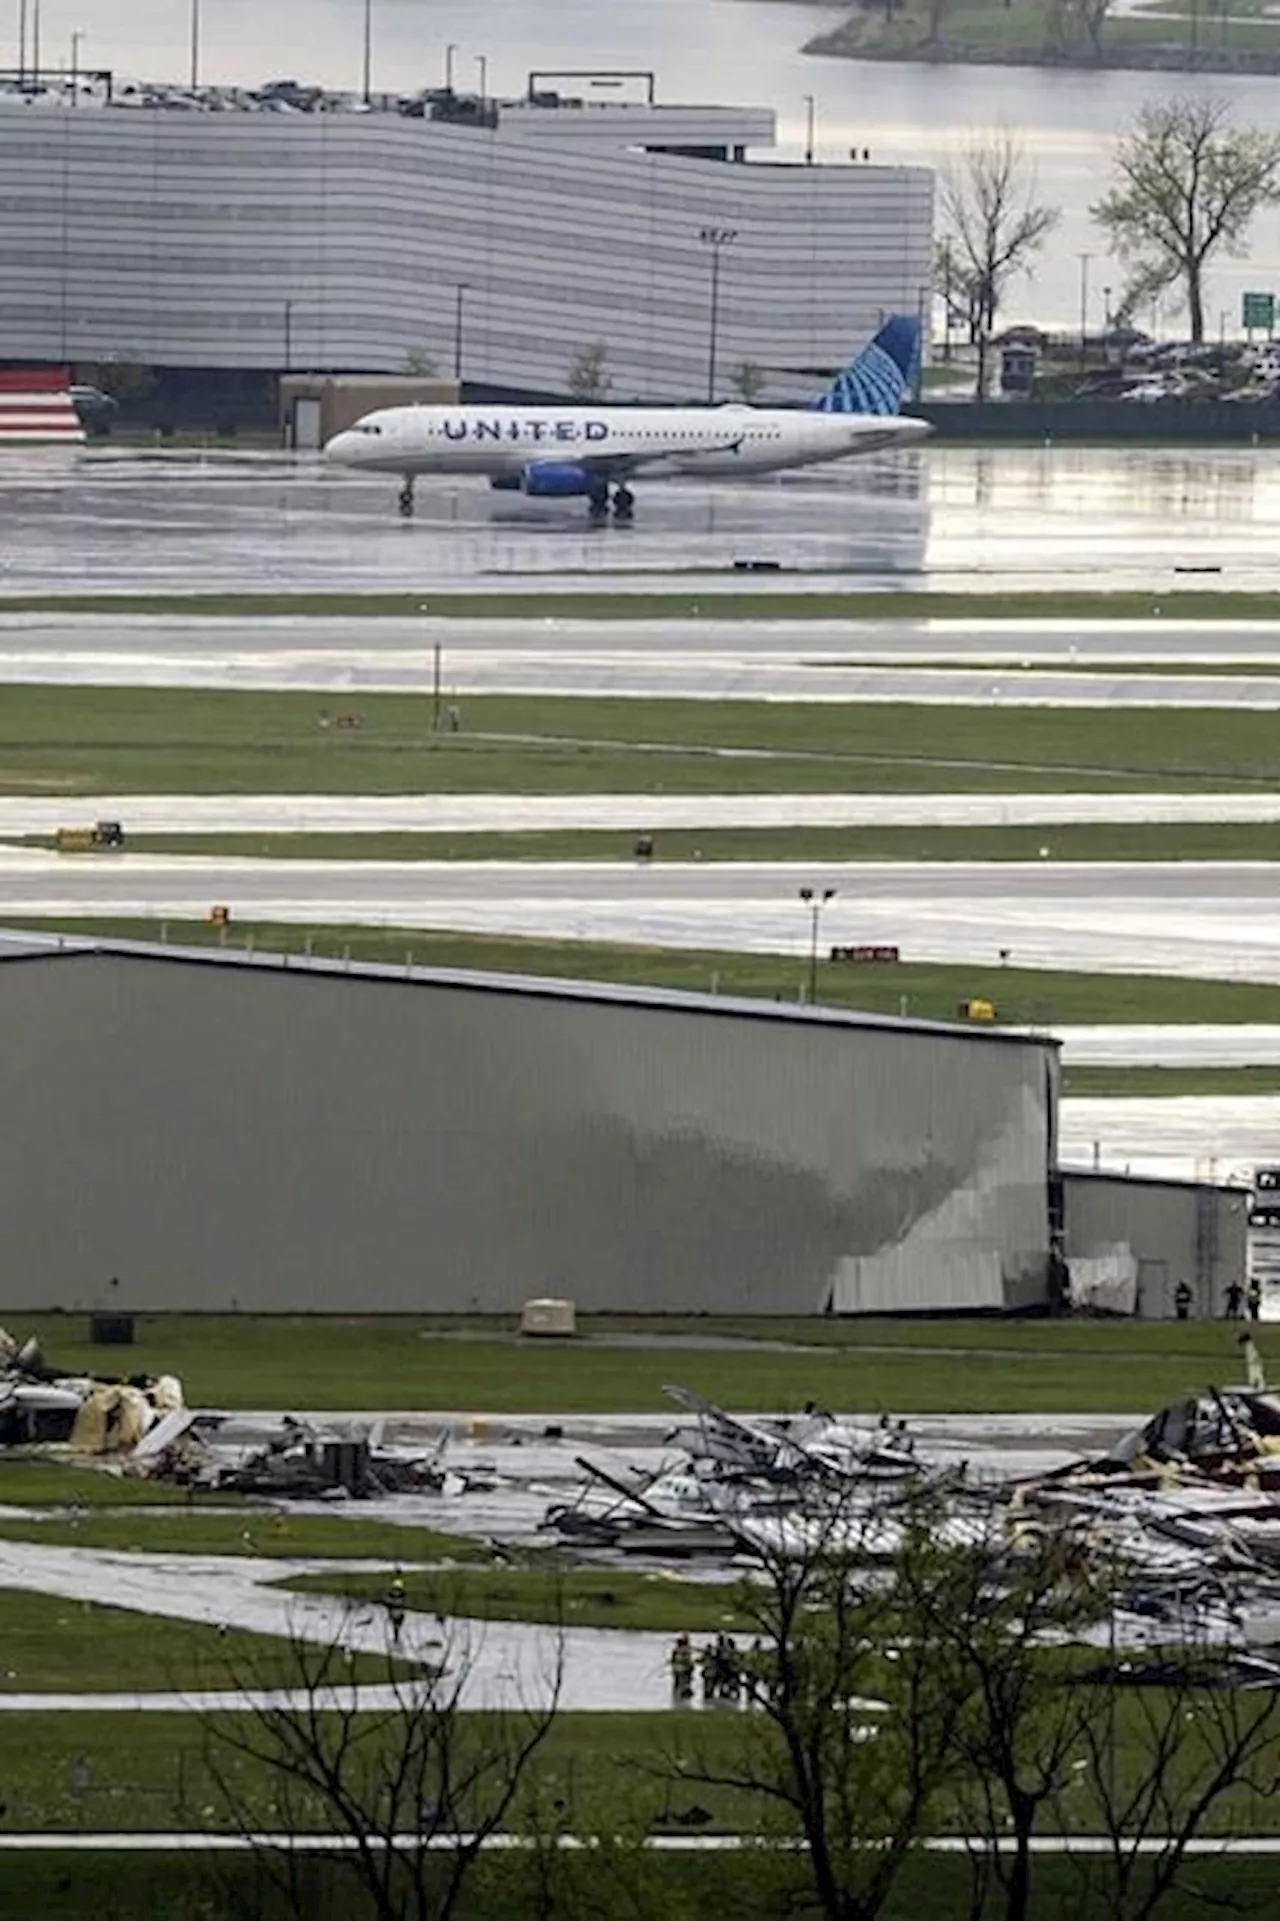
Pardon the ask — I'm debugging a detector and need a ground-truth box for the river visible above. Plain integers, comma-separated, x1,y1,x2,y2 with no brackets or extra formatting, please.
12,0,1280,331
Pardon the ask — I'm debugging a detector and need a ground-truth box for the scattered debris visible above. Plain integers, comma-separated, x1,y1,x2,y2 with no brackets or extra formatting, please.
0,1327,183,1452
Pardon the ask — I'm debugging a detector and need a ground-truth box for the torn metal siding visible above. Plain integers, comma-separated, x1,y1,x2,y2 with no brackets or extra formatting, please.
0,953,1054,1314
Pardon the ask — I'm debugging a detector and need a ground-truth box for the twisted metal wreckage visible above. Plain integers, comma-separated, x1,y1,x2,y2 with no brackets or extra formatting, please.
542,1382,1280,1660
8,1324,1280,1656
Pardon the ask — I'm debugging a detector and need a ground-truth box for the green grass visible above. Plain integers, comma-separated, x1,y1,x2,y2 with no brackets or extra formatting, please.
0,1459,239,1507
50,820,1280,862
808,0,1280,61
1,1851,1278,1921
282,1565,759,1635
4,685,1280,793
0,1509,492,1562
1064,1064,1280,1097
19,916,1280,1026
0,1312,1248,1414
5,588,1280,619
0,1588,399,1690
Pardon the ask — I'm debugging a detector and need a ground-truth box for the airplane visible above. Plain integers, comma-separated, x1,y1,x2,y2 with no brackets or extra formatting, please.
322,314,930,522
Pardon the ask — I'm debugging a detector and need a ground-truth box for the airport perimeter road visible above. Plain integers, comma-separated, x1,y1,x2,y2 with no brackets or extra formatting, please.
6,793,1280,835
5,853,1280,983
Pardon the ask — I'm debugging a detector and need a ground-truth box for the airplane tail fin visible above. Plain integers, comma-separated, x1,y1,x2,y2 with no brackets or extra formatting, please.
811,315,920,415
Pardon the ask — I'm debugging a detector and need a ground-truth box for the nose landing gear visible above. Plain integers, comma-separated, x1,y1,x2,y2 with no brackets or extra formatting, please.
398,478,415,520
612,484,635,522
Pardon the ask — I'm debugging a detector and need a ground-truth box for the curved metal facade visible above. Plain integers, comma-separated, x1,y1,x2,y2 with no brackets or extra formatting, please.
0,945,1053,1315
0,102,933,400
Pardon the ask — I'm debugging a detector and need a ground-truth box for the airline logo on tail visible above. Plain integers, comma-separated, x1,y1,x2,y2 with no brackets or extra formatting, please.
811,315,921,416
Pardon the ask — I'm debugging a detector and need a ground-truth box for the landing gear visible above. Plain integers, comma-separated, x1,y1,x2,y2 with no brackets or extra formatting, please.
612,484,635,522
587,479,610,525
398,477,415,520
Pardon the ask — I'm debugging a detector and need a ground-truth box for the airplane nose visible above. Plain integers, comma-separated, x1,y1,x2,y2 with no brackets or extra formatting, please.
322,431,355,463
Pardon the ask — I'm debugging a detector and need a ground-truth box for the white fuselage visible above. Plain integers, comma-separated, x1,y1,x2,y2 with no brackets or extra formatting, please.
323,402,930,483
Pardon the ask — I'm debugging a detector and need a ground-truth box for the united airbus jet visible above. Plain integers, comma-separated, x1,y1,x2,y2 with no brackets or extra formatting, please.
323,316,930,522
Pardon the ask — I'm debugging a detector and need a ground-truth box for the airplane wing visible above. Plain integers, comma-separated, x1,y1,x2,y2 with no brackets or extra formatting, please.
526,435,745,481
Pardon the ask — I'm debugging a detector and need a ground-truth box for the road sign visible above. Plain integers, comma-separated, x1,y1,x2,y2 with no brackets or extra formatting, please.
1243,291,1275,331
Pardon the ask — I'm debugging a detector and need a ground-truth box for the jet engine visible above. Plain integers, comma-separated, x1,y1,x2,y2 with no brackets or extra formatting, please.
518,462,595,498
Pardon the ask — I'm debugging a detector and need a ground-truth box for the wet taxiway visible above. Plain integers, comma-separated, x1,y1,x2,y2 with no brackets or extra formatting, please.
5,854,1280,983
5,445,1280,594
5,792,1280,834
3,612,1280,700
1060,1095,1280,1181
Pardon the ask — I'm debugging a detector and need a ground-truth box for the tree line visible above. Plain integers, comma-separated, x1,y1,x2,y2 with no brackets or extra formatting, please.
940,94,1280,388
196,1472,1280,1919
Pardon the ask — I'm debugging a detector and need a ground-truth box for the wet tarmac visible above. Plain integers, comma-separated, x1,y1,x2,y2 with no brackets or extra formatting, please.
4,611,1280,701
4,853,1279,984
4,446,1280,595
0,793,1276,834
1059,1026,1280,1068
1059,1095,1280,1179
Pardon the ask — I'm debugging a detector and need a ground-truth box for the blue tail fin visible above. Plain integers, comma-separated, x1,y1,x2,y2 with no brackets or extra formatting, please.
811,315,920,414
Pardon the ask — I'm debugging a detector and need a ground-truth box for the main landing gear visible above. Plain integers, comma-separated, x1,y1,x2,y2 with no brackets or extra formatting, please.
398,477,415,520
588,481,635,525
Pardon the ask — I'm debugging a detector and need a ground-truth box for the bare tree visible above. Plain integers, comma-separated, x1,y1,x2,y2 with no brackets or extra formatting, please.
938,130,1060,396
1092,97,1280,343
662,1480,979,1920
567,340,613,401
200,1608,564,1921
1077,1633,1280,1920
726,358,767,404
909,1515,1109,1921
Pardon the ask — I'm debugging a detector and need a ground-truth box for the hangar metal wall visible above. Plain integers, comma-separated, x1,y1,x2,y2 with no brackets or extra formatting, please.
1063,1170,1247,1321
0,948,1054,1315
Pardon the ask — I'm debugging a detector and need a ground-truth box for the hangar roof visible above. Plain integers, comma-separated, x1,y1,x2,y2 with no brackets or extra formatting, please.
0,928,1059,1054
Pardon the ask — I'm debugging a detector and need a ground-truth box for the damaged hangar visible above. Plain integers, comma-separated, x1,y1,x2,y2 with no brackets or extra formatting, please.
0,934,1055,1316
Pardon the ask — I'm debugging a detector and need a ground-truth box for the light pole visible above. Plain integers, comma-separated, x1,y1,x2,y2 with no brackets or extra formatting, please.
699,225,737,404
799,886,836,1005
31,0,39,88
283,299,294,372
1102,284,1111,332
803,93,815,165
361,0,373,105
18,0,26,86
453,282,468,382
476,53,487,108
445,42,457,92
189,0,200,91
1078,250,1091,375
69,27,83,104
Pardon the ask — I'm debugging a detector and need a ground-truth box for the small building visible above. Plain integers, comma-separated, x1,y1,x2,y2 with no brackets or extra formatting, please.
1061,1167,1248,1320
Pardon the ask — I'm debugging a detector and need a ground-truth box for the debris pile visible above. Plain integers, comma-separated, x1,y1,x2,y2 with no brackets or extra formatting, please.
0,1327,184,1453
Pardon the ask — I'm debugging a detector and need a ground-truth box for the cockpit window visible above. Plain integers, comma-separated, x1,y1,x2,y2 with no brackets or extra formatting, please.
352,422,382,436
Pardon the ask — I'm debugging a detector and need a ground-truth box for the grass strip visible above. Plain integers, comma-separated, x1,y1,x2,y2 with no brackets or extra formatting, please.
41,821,1280,862
280,1566,757,1635
0,1588,399,1691
18,916,1280,1026
0,1510,491,1562
1064,1065,1280,1097
0,1850,1276,1921
0,1312,1246,1414
0,686,1278,792
4,588,1280,619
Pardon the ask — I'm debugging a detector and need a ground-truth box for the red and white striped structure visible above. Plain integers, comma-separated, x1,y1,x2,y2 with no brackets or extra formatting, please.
0,370,84,444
